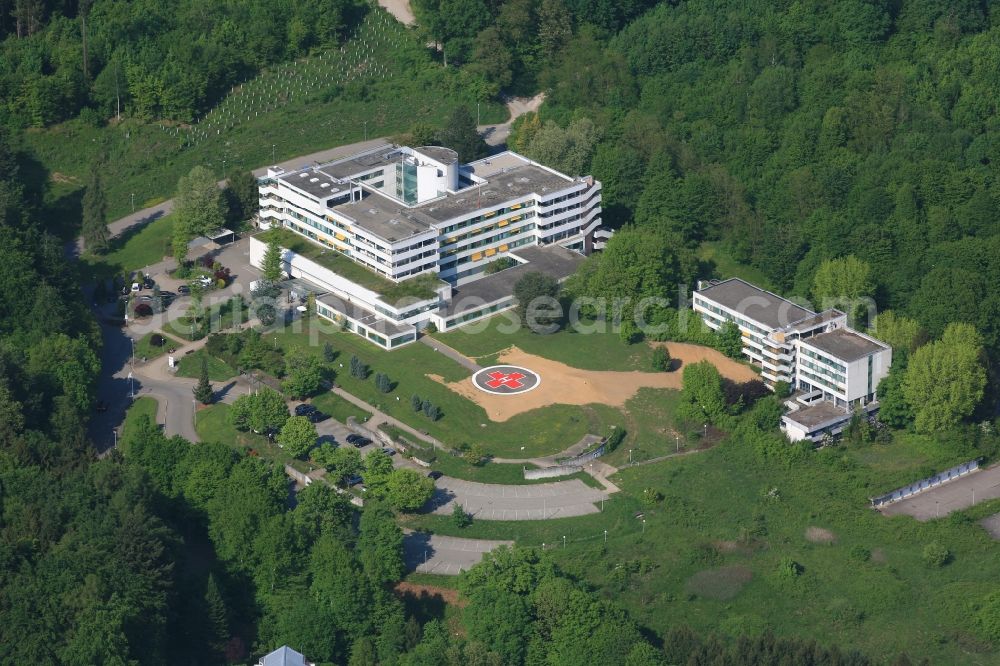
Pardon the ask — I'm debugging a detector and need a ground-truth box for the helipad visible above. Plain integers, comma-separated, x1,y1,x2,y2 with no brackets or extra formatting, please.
472,365,540,395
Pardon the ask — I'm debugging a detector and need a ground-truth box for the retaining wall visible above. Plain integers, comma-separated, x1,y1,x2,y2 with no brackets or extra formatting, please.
524,464,581,480
871,459,980,508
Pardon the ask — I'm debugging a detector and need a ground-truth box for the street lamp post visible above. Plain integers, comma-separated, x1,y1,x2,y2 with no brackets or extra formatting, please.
604,529,608,544
562,535,566,549
129,337,135,367
675,434,679,453
703,423,708,438
363,120,368,141
642,519,646,534
131,192,135,213
629,448,633,464
272,144,276,163
222,159,227,180
113,429,117,448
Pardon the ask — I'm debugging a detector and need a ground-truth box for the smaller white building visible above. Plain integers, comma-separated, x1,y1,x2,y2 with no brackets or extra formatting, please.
692,277,893,443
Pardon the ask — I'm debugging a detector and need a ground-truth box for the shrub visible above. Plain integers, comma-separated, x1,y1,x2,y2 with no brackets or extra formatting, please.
641,488,664,507
777,558,803,578
652,346,672,371
922,542,951,568
150,333,165,347
774,381,792,398
134,303,153,317
452,502,471,528
605,427,626,452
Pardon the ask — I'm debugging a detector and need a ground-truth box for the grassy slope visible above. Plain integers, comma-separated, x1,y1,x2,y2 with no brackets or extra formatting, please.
551,436,997,664
120,397,159,448
274,323,624,457
133,330,183,361
432,318,660,371
697,241,778,292
24,10,505,231
176,349,239,382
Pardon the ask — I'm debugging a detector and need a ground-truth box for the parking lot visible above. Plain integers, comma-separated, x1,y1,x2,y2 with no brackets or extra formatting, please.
403,532,513,575
880,465,1000,521
431,477,607,521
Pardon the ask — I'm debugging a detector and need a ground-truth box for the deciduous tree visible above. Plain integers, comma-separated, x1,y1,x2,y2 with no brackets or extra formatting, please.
904,323,986,432
278,415,317,458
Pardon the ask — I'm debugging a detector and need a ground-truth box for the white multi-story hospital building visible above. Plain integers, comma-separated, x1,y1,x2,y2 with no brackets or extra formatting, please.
692,278,892,442
251,144,605,349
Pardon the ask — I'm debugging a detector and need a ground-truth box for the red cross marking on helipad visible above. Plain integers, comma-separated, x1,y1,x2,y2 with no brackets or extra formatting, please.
485,371,526,389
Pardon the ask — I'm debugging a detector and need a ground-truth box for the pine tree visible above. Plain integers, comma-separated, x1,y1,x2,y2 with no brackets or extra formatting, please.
81,169,110,254
261,235,284,283
204,573,229,660
194,355,214,404
411,394,422,412
323,342,336,363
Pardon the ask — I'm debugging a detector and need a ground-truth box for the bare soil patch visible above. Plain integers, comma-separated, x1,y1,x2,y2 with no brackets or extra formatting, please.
394,581,464,607
805,526,837,544
685,565,753,600
431,343,757,422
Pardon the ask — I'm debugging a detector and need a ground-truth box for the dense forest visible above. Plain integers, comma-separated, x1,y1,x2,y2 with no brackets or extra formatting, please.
0,0,366,125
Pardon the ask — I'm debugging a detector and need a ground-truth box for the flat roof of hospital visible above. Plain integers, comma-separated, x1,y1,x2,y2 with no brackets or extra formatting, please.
803,328,889,362
696,278,814,331
442,245,583,317
274,146,581,241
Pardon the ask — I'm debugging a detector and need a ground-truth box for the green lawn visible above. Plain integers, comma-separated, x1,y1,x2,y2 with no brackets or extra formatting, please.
697,241,777,292
433,318,661,371
133,331,183,362
120,397,159,449
274,323,625,458
195,403,310,472
263,228,443,302
310,392,372,424
524,433,1000,664
79,214,174,281
176,349,239,382
601,388,686,467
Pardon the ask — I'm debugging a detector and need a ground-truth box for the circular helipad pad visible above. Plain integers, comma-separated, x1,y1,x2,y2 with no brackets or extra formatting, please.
472,365,541,395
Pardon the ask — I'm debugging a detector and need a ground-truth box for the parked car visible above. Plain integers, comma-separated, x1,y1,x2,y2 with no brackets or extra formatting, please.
137,295,155,302
177,285,190,295
194,276,213,287
381,447,396,456
143,276,154,289
294,403,316,416
130,282,141,293
427,470,443,480
345,475,363,487
347,434,372,448
307,410,329,424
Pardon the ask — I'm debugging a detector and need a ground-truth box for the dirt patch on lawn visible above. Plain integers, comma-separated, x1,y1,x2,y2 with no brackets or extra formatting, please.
50,171,78,184
805,527,837,544
685,566,753,600
394,581,464,607
431,342,757,422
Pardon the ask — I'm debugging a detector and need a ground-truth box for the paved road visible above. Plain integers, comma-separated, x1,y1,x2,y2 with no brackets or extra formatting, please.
479,93,544,148
403,531,512,575
420,335,481,372
377,0,415,25
430,477,606,521
880,465,1000,521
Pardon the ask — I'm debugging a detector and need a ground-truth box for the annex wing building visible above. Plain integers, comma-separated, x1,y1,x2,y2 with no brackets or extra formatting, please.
251,144,604,349
692,278,892,443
